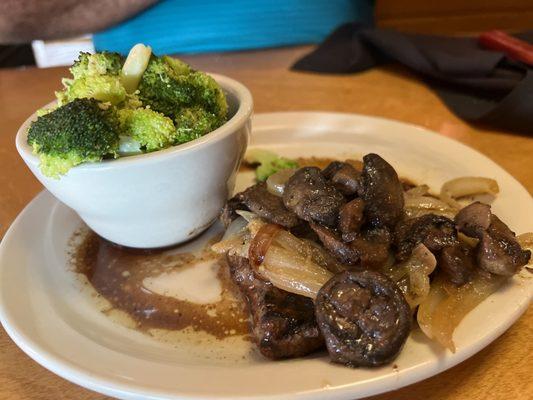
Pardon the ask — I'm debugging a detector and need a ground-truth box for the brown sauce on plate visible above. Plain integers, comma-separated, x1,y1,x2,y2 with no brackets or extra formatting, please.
70,230,249,339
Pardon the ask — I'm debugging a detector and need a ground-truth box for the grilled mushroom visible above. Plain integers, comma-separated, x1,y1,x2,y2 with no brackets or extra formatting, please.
315,270,411,367
283,167,346,227
359,153,405,230
393,214,457,261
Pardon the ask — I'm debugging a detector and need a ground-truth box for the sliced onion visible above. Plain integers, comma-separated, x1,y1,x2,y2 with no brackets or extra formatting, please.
258,244,332,298
245,224,334,298
248,223,281,267
258,264,328,299
264,246,333,280
272,229,345,273
404,195,453,211
223,217,247,240
382,244,436,308
405,207,457,220
416,277,447,340
405,184,430,197
266,168,296,196
211,217,249,255
235,210,258,222
405,244,437,308
404,193,458,219
417,271,506,352
440,177,499,208
248,218,344,273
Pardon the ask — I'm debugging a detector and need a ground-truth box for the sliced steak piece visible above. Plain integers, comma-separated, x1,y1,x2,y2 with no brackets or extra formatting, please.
455,202,531,276
227,253,324,359
283,167,346,227
439,243,475,286
322,161,361,196
477,216,531,276
310,223,357,265
339,198,365,237
394,214,457,261
289,221,320,242
359,154,404,229
240,182,299,228
353,227,391,269
310,223,390,269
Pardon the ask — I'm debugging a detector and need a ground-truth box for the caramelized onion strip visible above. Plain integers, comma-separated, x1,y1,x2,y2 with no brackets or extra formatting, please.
257,264,328,299
259,246,332,299
382,244,436,308
440,177,499,208
404,195,456,212
248,223,282,267
247,218,345,274
246,222,335,298
211,217,249,256
405,185,430,197
417,272,506,352
273,230,345,273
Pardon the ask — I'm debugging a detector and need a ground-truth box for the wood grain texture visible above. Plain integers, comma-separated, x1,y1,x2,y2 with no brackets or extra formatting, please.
0,46,531,399
376,0,533,34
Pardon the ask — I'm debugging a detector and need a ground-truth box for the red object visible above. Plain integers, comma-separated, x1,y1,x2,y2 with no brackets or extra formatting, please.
478,30,533,66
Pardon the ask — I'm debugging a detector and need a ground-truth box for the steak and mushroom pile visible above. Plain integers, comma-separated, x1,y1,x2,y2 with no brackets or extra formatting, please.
212,153,531,368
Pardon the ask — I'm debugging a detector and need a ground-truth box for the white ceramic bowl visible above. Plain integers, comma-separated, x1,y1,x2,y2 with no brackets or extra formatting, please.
16,74,253,248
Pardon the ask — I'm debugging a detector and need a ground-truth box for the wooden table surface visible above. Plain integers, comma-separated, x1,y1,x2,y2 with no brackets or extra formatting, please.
0,46,531,400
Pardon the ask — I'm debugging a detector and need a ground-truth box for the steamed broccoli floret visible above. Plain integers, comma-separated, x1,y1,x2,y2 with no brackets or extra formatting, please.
27,98,120,178
185,71,228,120
137,56,193,117
60,75,127,105
70,52,124,79
138,56,227,126
245,149,299,182
118,108,175,151
57,52,127,106
162,55,191,76
174,106,220,144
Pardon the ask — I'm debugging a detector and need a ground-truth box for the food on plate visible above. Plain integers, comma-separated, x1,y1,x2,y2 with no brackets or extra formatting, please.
213,152,531,367
227,253,324,359
316,270,412,367
27,44,228,178
245,149,299,181
455,202,530,276
283,167,346,227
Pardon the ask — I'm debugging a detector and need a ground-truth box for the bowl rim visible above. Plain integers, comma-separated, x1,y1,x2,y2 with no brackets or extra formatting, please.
16,73,253,172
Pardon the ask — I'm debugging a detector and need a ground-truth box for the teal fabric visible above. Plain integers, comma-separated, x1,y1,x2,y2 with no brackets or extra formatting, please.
94,0,374,55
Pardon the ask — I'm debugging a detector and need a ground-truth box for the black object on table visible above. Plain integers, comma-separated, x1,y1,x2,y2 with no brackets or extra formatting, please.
292,24,533,134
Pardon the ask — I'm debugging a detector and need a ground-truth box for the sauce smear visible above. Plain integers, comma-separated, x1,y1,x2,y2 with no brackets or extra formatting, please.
70,230,249,339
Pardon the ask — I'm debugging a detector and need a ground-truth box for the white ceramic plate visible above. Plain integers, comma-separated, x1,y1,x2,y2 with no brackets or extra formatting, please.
1,112,532,400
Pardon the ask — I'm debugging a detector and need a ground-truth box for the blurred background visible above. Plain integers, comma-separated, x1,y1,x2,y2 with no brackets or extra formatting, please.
1,0,533,68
